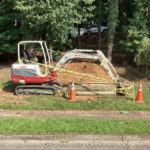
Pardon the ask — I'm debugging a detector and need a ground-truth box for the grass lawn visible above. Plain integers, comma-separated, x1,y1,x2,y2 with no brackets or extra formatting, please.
2,95,150,111
0,80,150,111
0,80,5,88
0,118,149,134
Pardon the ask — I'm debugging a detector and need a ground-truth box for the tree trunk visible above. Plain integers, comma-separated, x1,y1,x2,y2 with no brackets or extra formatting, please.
148,0,150,26
97,0,102,50
98,22,101,49
107,0,119,62
107,42,113,62
77,26,81,48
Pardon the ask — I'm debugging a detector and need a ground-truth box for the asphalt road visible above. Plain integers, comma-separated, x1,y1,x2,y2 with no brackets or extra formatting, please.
0,134,150,150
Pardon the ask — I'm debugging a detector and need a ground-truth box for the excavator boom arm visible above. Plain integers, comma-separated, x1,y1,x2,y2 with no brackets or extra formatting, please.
55,49,119,81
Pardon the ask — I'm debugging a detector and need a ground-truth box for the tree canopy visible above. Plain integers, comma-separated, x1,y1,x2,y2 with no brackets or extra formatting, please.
15,0,94,44
0,0,150,69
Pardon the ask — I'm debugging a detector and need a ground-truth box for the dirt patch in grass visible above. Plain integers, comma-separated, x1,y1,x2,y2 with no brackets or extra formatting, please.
0,88,30,105
0,64,11,81
76,95,96,100
0,66,30,104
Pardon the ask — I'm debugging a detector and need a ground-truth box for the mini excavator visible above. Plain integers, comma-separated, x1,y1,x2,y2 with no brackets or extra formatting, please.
11,40,131,95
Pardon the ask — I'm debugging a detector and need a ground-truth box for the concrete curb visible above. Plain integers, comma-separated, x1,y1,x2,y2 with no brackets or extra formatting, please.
0,134,150,142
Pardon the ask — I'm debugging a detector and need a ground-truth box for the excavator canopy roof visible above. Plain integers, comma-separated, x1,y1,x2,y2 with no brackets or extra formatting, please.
18,41,46,45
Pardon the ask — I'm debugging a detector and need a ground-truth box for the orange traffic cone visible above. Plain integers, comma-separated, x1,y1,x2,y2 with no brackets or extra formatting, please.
70,82,76,102
136,80,143,103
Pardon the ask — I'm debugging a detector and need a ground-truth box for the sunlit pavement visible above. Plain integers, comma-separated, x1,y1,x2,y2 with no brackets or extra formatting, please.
0,134,150,150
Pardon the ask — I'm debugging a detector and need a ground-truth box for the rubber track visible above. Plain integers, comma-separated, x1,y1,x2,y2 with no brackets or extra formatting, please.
15,84,57,95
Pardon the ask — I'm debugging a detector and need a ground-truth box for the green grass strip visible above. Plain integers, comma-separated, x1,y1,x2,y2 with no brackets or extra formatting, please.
0,118,149,134
1,95,150,111
0,81,150,111
0,80,5,88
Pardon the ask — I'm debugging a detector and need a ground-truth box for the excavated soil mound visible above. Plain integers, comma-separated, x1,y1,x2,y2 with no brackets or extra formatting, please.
57,62,112,84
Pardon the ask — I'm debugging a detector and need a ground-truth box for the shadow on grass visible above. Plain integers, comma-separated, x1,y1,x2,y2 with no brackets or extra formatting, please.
2,80,19,93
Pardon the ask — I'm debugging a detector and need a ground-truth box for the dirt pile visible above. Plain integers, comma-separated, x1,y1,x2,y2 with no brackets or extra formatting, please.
57,62,112,84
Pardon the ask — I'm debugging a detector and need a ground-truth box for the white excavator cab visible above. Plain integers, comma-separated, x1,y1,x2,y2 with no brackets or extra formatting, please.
11,41,62,95
17,41,53,75
11,41,55,86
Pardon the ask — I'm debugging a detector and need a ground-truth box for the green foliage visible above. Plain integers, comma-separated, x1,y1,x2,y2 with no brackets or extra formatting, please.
15,0,74,43
118,0,136,29
76,0,95,24
134,37,150,67
0,80,5,88
0,0,150,63
15,0,94,44
0,0,94,59
120,0,149,55
1,80,150,110
52,40,72,61
120,12,148,54
0,0,21,56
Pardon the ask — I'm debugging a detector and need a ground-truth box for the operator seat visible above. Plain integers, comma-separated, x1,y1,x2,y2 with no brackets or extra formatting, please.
22,50,28,60
22,49,29,64
26,48,38,63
